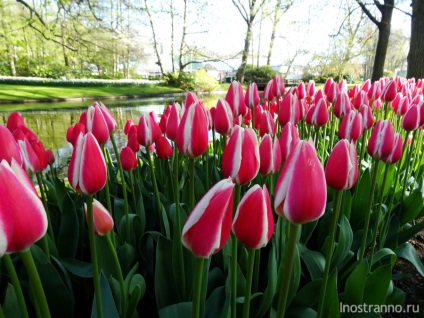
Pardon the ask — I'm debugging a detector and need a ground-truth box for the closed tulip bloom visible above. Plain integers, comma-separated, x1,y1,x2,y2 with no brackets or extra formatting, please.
155,135,173,159
263,80,275,102
352,90,369,110
402,104,420,131
338,79,348,93
19,139,49,173
214,98,233,135
245,82,260,109
361,79,371,92
254,105,263,129
86,105,110,145
334,91,352,119
279,122,300,162
305,98,329,127
159,112,169,134
371,98,382,110
381,80,397,102
126,125,140,152
348,84,360,100
67,123,86,146
314,89,326,105
278,92,301,126
259,134,282,176
184,92,198,110
325,139,358,190
137,112,162,147
367,81,382,101
176,102,209,158
367,120,395,160
382,133,403,164
296,82,306,100
46,149,55,165
259,111,276,137
0,159,47,256
6,112,25,132
182,178,235,258
120,146,138,171
68,132,107,195
274,140,327,224
96,102,117,133
393,95,410,116
326,81,339,104
124,119,135,135
166,103,182,141
338,110,363,142
226,81,246,117
222,125,260,185
84,199,114,236
272,74,285,98
232,184,274,249
324,77,334,95
0,125,22,166
360,104,375,131
306,80,316,99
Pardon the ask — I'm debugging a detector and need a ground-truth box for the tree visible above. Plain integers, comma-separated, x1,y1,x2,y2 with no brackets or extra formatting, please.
232,0,267,83
407,0,424,79
355,0,394,82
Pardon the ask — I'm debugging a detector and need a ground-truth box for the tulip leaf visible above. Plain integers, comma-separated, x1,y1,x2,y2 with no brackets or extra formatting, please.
291,279,321,308
92,272,119,318
298,243,325,280
363,264,392,306
57,192,79,259
331,215,353,269
351,168,372,231
398,188,423,226
95,235,121,280
395,242,424,276
61,258,93,277
119,213,142,246
384,215,400,250
117,242,136,275
158,302,192,318
370,248,396,269
3,284,20,318
205,286,230,318
320,269,340,318
398,219,424,246
340,189,352,220
344,259,368,304
382,164,396,197
285,307,317,318
127,274,146,317
385,286,405,306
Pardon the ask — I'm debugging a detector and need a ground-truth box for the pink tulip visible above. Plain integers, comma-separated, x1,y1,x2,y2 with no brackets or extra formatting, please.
338,79,348,93
96,102,117,133
393,95,410,116
46,149,55,165
371,98,382,110
367,81,382,101
278,92,301,126
86,105,110,145
279,122,300,162
184,92,198,110
361,79,371,92
84,199,114,236
259,134,282,176
68,132,107,195
254,105,263,130
6,112,26,132
214,98,233,135
182,178,235,258
18,139,49,173
263,80,274,102
325,139,358,190
222,125,260,185
0,125,22,166
338,110,363,142
166,103,182,141
245,82,260,109
382,133,403,164
155,135,173,159
0,159,47,255
274,140,327,224
259,111,276,137
137,112,162,147
124,119,135,135
225,81,246,117
381,80,397,102
306,80,316,100
232,184,274,249
324,78,334,96
296,82,306,100
367,120,395,160
402,104,420,131
305,98,329,127
352,90,369,110
67,123,86,146
326,81,339,104
243,108,252,126
127,125,140,152
334,91,352,119
159,112,169,134
360,104,375,131
176,102,209,158
120,146,138,171
272,74,285,98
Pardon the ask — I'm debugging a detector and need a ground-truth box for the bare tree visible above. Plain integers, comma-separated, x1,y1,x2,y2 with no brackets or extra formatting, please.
407,0,424,79
144,0,165,76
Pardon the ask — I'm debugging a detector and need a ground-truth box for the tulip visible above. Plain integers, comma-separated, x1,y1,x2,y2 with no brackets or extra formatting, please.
68,132,107,195
371,98,382,110
326,81,339,104
393,95,410,116
259,111,277,137
243,108,252,126
367,81,382,101
324,78,334,95
274,140,326,224
120,146,138,171
259,134,282,176
401,104,420,131
18,139,49,173
253,105,263,130
184,92,198,110
86,105,110,145
263,80,274,102
334,91,352,119
182,178,235,258
245,82,260,109
155,135,173,159
305,98,329,127
314,89,326,105
337,110,363,142
338,79,348,93
325,139,358,190
279,122,300,162
382,133,403,164
0,159,47,255
360,104,375,131
137,111,162,147
352,90,369,110
46,149,55,165
96,102,117,133
232,184,274,249
176,102,209,158
166,103,182,141
127,125,140,152
6,112,26,132
306,80,316,101
214,98,233,135
124,119,135,135
367,120,395,160
222,125,260,185
67,123,86,146
84,199,114,236
272,74,285,98
296,82,306,100
0,125,23,166
159,112,169,134
225,81,246,117
278,92,301,126
381,80,397,102
361,79,371,92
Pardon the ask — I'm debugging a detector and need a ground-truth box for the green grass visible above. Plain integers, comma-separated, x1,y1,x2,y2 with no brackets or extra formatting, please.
0,84,184,101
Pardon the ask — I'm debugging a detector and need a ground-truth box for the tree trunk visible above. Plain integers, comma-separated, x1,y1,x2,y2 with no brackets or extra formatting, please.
372,20,391,81
407,0,424,79
267,0,281,66
238,22,252,83
144,0,165,76
8,44,17,76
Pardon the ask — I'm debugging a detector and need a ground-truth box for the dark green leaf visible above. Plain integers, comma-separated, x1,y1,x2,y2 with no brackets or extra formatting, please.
57,193,79,259
61,258,92,278
159,302,192,318
92,272,119,318
363,264,392,305
3,284,20,318
351,169,372,230
395,242,424,276
298,243,325,280
399,188,423,225
344,259,368,304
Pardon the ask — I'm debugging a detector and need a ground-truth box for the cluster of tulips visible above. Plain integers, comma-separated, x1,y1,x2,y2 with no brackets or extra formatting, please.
0,74,423,318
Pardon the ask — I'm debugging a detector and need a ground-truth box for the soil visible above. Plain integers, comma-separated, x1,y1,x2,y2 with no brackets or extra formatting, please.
387,230,424,317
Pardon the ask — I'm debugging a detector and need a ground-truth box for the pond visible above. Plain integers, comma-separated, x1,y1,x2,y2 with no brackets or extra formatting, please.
0,94,224,179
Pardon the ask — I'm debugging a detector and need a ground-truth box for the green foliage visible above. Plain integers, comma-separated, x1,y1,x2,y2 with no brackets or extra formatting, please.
237,64,276,84
164,70,218,93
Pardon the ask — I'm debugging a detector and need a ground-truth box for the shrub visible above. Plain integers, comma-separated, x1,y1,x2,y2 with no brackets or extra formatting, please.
237,64,277,84
164,70,218,93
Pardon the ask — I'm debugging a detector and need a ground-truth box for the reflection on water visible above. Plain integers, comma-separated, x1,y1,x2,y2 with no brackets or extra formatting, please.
0,94,224,179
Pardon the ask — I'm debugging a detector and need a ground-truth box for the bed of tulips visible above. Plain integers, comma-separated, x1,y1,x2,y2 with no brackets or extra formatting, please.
0,75,423,318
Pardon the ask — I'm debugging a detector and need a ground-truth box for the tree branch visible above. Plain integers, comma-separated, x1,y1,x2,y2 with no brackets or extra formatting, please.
356,0,380,26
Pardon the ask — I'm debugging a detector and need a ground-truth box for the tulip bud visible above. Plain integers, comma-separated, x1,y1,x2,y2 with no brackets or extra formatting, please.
137,112,162,147
120,146,138,171
272,74,285,98
67,123,86,146
360,104,374,131
367,81,382,101
245,82,260,109
124,119,135,135
402,104,420,131
68,132,107,195
84,199,114,236
155,135,173,159
278,92,301,127
259,134,282,176
334,91,352,119
253,105,263,129
324,78,334,95
325,139,358,190
184,92,198,110
86,105,110,145
274,140,327,224
6,112,26,132
393,95,410,116
381,80,397,102
18,139,49,173
127,125,140,152
352,90,369,110
279,122,300,162
46,149,55,165
367,120,395,160
305,98,329,127
382,133,403,164
232,184,274,249
214,98,233,135
96,102,117,133
338,110,363,142
182,178,235,258
166,103,182,141
225,81,246,117
259,111,277,137
222,125,260,185
263,80,274,102
361,79,371,93
306,80,316,99
0,159,47,255
326,81,339,104
0,125,22,166
296,82,306,100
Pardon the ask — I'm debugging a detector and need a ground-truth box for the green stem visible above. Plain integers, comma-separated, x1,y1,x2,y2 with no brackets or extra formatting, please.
205,146,210,189
243,248,256,318
3,255,29,318
189,158,195,211
20,249,51,318
359,160,380,262
35,173,52,260
231,184,241,318
192,257,205,318
317,190,342,318
369,164,390,268
276,223,300,318
86,195,103,318
399,129,418,213
110,134,131,241
101,146,115,247
253,249,261,293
